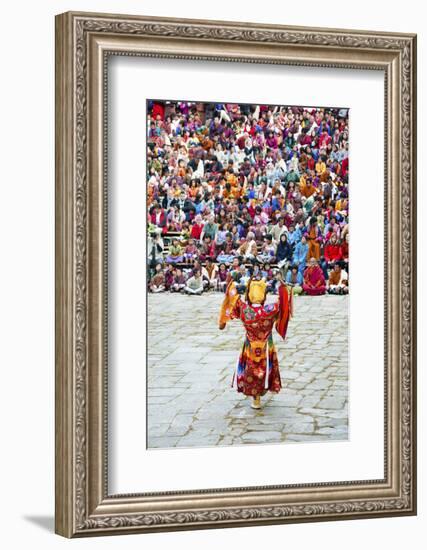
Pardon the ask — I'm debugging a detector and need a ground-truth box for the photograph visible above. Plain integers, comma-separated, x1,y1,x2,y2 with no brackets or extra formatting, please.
146,100,350,449
53,10,416,537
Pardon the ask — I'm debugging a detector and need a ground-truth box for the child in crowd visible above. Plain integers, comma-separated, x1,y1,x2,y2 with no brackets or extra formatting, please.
257,234,276,263
216,232,236,264
216,263,229,292
165,238,183,264
199,235,216,262
149,263,166,293
164,264,175,291
183,238,198,264
285,265,303,295
170,268,187,292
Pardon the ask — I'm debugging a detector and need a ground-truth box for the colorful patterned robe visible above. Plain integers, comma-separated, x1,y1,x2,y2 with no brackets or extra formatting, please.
219,283,293,397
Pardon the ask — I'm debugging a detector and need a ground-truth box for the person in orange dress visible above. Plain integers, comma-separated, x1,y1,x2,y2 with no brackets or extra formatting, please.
305,216,323,261
300,177,317,199
218,276,293,410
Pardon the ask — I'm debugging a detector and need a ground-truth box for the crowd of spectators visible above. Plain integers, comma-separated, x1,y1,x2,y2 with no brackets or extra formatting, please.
147,100,349,296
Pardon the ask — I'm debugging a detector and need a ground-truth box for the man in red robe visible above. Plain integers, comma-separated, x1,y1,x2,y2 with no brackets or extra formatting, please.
303,258,327,295
218,277,293,409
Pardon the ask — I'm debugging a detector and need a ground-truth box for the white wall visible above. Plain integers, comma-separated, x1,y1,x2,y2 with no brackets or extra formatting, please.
0,1,424,548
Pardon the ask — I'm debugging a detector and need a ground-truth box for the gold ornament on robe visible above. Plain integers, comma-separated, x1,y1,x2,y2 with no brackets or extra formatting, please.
247,340,267,362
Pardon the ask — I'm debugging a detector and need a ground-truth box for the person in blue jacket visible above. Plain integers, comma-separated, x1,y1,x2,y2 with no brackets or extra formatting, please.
285,264,304,295
293,235,309,275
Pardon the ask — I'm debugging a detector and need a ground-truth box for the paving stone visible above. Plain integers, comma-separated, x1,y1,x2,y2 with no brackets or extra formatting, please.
241,431,282,443
283,421,315,434
317,397,347,410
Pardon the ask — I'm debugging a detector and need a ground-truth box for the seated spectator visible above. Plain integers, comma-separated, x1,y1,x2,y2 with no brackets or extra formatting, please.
165,238,183,264
276,233,293,274
237,231,258,261
183,238,198,264
269,269,282,294
200,214,218,241
262,262,275,292
303,257,327,295
324,215,341,241
341,232,349,270
166,205,185,232
269,216,287,243
198,235,216,262
184,268,204,295
327,263,349,294
216,232,237,264
215,223,228,246
149,263,166,293
253,220,267,243
190,214,204,240
180,220,191,244
150,205,168,235
164,264,175,290
324,233,343,266
216,263,229,292
257,234,276,263
147,101,350,296
193,259,211,289
285,265,303,295
236,264,251,294
228,257,241,282
170,268,187,292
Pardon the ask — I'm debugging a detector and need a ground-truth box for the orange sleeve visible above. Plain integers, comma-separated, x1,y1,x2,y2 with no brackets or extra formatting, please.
276,284,293,339
218,282,242,328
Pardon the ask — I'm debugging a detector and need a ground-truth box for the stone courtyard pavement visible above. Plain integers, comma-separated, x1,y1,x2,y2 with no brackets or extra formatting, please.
147,292,348,449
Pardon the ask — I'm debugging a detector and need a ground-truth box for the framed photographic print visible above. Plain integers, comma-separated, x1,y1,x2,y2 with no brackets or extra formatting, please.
55,11,417,537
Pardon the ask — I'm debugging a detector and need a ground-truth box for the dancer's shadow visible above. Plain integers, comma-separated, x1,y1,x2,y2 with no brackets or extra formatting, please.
22,515,54,532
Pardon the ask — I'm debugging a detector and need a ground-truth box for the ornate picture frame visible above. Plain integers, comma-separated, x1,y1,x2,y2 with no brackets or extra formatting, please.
55,11,417,537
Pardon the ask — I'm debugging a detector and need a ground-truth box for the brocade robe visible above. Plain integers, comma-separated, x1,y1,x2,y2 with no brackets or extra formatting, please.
219,283,292,397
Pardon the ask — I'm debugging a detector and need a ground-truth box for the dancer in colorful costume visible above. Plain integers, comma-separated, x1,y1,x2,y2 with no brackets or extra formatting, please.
218,276,293,409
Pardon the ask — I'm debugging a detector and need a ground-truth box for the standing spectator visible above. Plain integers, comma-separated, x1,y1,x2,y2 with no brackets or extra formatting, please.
205,258,219,289
293,235,309,275
147,231,164,275
305,216,322,261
